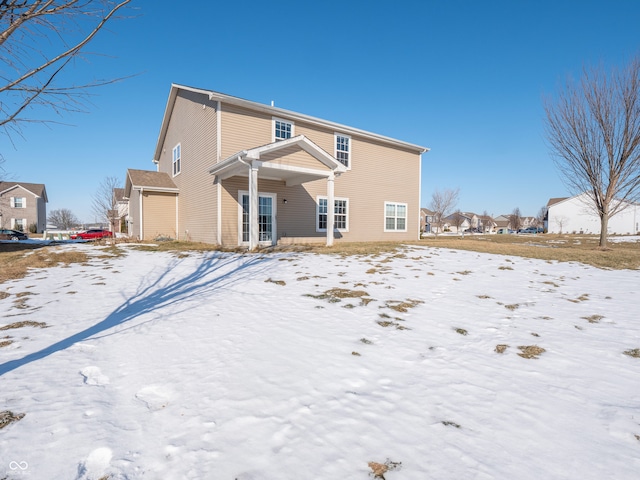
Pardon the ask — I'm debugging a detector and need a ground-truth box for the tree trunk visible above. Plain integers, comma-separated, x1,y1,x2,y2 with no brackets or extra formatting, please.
599,212,609,247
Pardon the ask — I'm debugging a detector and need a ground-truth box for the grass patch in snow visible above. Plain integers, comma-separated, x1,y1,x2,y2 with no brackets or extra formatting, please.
568,293,590,303
495,344,509,354
384,298,423,312
623,348,640,358
0,410,25,430
304,287,371,305
582,314,604,323
517,345,546,359
0,320,48,330
265,278,286,286
0,248,89,285
368,459,402,478
455,328,468,336
441,420,461,428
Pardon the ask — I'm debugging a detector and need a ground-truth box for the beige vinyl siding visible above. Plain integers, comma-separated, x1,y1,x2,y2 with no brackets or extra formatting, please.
341,137,420,242
156,90,218,243
220,104,272,159
142,192,177,241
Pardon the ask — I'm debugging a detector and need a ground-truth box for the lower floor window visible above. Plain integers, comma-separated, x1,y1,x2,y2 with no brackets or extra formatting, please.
385,202,407,231
12,218,26,231
317,197,348,231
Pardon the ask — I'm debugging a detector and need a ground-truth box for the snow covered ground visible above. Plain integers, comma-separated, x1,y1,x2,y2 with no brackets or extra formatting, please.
0,243,639,479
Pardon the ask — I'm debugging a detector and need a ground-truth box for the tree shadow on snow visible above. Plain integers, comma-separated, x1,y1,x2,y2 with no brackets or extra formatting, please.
0,252,274,377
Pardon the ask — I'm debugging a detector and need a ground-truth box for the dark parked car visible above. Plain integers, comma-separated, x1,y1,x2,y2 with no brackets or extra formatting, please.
0,229,29,241
71,229,113,240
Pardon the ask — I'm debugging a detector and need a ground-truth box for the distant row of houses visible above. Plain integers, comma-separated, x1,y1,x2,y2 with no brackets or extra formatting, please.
3,85,639,242
419,209,541,234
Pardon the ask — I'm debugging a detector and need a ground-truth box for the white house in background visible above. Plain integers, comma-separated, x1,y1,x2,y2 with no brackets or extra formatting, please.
547,193,640,235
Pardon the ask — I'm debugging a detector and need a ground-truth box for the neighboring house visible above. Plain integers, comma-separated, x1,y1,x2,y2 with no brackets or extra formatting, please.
443,211,479,233
0,181,48,233
124,169,178,240
494,215,512,231
546,193,639,234
477,214,496,233
113,188,129,234
420,208,435,233
126,84,428,247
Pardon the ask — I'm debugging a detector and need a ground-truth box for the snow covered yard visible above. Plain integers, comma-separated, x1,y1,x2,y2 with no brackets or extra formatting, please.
0,243,639,479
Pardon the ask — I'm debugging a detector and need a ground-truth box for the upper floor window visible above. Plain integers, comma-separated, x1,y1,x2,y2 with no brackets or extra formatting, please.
173,144,181,176
385,202,407,232
273,118,294,141
11,197,26,208
335,134,351,168
317,196,349,231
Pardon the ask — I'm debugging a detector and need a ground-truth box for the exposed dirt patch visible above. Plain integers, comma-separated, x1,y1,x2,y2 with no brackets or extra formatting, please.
495,344,509,354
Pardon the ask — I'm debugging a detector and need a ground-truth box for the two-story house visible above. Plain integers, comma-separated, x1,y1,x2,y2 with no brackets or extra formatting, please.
125,84,428,248
0,182,48,233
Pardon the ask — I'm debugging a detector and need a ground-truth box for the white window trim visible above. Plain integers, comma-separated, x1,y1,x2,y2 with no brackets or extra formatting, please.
172,143,181,177
334,133,352,170
316,196,349,232
10,197,26,208
384,201,408,232
272,117,295,142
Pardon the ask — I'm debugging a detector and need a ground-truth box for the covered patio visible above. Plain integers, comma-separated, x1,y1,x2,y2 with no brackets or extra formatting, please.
209,135,347,249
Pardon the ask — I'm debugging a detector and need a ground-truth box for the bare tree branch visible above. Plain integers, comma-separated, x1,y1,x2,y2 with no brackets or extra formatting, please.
0,0,133,136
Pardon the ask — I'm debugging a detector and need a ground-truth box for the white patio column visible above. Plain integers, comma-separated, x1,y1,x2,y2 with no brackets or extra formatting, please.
249,162,259,250
326,172,335,247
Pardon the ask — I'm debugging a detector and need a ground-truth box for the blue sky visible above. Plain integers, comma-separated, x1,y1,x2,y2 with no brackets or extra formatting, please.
2,0,640,223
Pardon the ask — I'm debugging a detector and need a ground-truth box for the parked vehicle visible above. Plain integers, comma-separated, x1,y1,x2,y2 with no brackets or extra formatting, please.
496,228,513,234
0,229,29,241
71,229,113,240
519,227,543,234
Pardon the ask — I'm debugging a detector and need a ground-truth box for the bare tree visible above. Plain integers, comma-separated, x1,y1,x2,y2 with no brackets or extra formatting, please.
450,210,464,233
510,207,522,232
544,56,640,247
48,207,79,229
555,215,569,234
429,188,459,236
536,206,547,230
92,175,120,241
1,0,132,137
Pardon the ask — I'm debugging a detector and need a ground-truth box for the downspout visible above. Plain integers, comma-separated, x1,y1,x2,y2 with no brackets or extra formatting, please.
417,152,423,239
139,187,144,240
